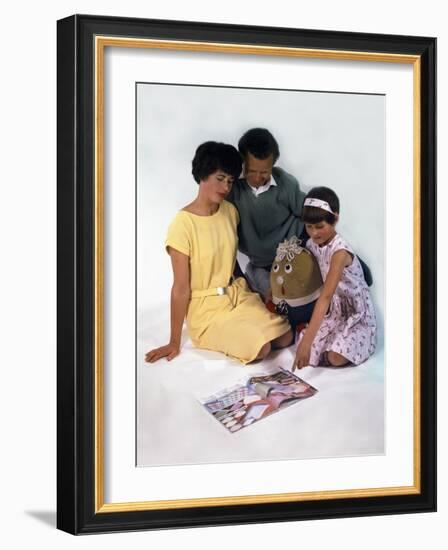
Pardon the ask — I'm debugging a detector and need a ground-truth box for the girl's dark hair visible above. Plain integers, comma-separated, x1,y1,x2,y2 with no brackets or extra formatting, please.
192,141,242,184
238,128,280,163
301,186,340,225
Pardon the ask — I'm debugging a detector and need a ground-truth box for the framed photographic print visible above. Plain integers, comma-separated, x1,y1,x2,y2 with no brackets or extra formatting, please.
57,14,436,534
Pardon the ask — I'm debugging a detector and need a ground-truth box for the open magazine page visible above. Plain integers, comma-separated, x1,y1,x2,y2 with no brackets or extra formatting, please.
200,368,317,433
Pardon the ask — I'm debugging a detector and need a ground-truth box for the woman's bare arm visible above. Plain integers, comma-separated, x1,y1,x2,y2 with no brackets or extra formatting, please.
145,247,190,363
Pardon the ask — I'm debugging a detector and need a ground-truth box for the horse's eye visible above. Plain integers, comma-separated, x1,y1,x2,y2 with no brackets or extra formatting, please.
284,264,292,274
273,264,279,273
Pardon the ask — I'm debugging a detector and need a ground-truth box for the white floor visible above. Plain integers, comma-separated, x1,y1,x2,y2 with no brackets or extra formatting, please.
137,304,384,467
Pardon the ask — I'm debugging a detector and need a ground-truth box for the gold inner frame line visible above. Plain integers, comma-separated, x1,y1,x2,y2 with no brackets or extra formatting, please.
94,35,421,513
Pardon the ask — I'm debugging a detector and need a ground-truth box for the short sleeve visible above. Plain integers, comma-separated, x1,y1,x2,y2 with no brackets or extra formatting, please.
225,200,240,225
330,236,355,263
165,213,191,257
334,236,354,255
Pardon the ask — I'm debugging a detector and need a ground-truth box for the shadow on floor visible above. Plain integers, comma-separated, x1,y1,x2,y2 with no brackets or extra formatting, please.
26,510,56,528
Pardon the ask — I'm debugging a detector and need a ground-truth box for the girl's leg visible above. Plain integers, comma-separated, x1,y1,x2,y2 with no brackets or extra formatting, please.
271,329,294,349
322,350,350,367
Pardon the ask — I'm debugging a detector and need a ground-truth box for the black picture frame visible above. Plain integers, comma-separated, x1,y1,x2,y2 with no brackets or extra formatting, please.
57,14,436,535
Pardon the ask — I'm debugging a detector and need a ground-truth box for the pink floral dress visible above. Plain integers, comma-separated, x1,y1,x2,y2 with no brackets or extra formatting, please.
300,234,377,366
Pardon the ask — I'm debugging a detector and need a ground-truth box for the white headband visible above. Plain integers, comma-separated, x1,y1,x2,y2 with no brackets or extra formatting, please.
304,197,335,215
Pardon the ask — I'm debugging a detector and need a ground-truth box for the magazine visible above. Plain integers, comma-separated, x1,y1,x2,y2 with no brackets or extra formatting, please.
200,368,317,433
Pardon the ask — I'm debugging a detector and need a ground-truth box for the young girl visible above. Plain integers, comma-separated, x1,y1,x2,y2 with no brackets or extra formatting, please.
293,187,377,370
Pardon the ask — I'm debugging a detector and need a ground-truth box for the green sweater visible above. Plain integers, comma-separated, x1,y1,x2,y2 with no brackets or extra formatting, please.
227,167,305,268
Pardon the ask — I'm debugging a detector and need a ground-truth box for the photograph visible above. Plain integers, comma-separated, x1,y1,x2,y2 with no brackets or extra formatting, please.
1,0,445,547
200,368,318,433
137,82,385,466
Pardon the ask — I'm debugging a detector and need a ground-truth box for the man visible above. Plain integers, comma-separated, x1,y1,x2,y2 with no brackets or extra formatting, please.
227,127,372,300
227,128,306,299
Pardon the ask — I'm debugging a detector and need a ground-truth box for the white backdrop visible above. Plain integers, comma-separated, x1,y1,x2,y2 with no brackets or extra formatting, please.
0,1,444,548
137,83,385,324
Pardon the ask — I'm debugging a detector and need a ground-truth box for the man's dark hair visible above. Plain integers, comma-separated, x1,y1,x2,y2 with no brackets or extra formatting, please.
191,141,242,184
238,128,280,163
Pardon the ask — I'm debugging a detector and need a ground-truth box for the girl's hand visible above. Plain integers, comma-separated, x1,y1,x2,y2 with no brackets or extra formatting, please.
145,343,180,363
293,340,311,370
291,249,351,371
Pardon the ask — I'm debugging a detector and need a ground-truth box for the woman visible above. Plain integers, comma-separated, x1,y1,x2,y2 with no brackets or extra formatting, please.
145,141,292,364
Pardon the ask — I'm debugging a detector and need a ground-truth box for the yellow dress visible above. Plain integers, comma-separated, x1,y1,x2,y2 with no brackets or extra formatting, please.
165,200,291,363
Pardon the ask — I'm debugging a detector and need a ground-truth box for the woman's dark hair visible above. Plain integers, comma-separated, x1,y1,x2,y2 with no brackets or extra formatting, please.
301,186,340,225
191,141,242,184
238,128,280,163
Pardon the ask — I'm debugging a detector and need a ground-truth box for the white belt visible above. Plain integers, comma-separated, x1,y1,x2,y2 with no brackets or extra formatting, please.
191,286,231,298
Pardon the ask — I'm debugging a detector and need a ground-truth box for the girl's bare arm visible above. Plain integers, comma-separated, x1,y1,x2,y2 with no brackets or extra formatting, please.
293,249,352,369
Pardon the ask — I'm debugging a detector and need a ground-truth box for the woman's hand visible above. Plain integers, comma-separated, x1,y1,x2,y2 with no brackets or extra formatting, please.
293,340,311,370
145,343,180,363
145,248,189,365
